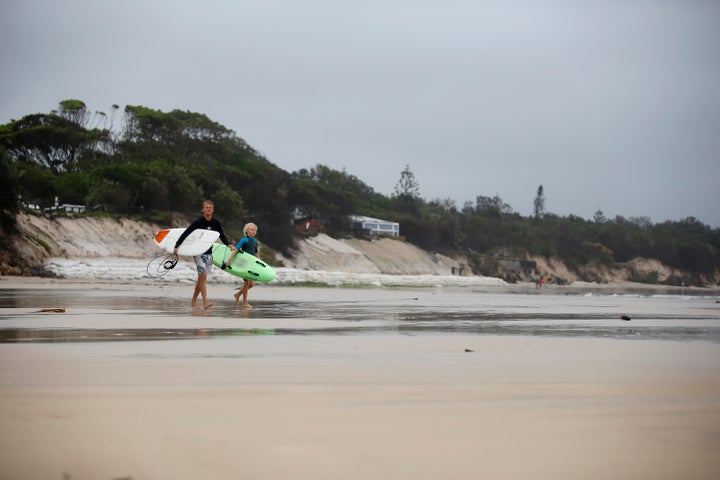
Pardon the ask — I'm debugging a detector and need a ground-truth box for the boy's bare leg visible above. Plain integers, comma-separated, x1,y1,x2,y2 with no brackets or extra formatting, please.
242,280,253,308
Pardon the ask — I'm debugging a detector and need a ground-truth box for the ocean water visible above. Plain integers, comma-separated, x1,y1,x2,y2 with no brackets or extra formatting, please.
43,256,507,288
1,274,719,344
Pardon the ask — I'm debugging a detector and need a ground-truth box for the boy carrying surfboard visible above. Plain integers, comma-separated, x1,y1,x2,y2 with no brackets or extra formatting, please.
222,222,259,307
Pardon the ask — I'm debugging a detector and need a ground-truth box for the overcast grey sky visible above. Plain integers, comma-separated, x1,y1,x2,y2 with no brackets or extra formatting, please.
2,0,719,226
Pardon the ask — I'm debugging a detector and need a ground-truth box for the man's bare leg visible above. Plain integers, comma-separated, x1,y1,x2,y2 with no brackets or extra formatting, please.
191,273,211,308
199,273,212,308
191,277,200,307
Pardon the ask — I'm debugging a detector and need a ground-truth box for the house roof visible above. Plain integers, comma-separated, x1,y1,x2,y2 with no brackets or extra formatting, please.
349,215,399,225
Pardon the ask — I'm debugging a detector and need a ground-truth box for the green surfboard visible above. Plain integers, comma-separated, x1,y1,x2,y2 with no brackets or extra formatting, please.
211,244,276,282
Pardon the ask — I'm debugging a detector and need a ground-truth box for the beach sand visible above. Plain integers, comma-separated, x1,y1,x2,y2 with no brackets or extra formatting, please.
1,277,719,480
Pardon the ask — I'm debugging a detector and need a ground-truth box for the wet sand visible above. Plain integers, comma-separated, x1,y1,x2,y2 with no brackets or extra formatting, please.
1,277,720,479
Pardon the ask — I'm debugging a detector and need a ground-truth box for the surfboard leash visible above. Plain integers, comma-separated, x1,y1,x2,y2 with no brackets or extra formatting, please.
163,254,179,270
146,253,179,277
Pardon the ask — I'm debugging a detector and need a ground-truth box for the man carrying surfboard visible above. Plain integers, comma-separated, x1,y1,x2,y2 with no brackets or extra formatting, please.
174,200,233,309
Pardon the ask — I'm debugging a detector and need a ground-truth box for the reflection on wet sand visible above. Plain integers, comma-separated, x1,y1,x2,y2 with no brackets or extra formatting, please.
1,285,719,344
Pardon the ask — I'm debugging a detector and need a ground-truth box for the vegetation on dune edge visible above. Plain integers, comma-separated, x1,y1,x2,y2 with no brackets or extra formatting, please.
1,100,718,286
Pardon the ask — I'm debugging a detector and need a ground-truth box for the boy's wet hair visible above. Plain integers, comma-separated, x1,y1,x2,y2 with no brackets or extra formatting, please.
243,222,257,235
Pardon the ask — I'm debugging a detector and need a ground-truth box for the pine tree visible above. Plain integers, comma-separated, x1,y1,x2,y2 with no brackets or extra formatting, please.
394,165,420,199
533,185,546,219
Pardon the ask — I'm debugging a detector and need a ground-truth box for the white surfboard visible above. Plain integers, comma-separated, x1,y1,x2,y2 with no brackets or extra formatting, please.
153,228,220,256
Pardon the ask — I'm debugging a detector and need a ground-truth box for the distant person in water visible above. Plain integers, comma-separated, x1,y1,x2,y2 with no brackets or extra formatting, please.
222,222,259,307
174,200,233,309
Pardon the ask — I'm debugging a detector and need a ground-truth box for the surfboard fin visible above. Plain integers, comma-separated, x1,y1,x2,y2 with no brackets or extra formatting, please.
154,229,170,243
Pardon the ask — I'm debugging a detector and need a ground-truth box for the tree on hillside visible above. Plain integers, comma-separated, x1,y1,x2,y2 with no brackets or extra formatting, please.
288,164,376,223
391,164,422,215
121,106,240,147
474,195,514,218
214,180,247,222
533,184,546,220
0,148,19,232
0,104,111,175
393,165,420,199
57,99,91,127
593,210,607,223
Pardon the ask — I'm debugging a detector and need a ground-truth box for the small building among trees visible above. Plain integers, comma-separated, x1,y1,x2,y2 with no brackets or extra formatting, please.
349,215,400,237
